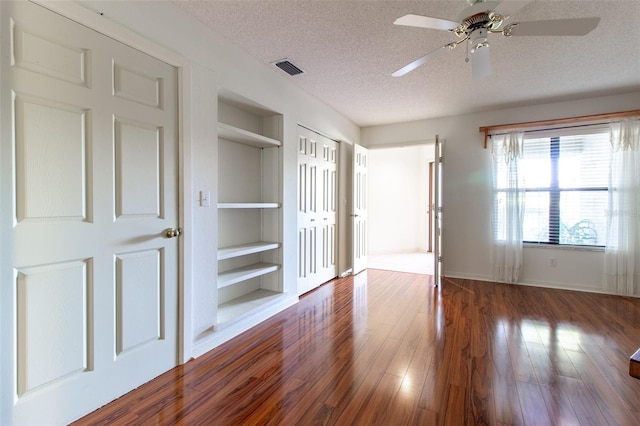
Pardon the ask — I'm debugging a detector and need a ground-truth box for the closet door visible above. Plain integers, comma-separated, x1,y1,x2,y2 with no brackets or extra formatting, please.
316,136,338,284
297,127,317,294
297,126,337,295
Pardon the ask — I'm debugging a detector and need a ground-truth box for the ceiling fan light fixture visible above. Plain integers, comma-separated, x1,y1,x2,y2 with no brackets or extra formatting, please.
502,22,518,37
392,1,600,79
470,41,489,53
469,28,489,53
488,14,507,30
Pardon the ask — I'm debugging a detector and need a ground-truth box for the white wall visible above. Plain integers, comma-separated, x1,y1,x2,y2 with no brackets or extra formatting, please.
368,145,433,255
362,92,640,294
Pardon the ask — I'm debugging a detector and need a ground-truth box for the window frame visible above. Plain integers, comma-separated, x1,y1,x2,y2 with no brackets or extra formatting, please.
493,125,610,248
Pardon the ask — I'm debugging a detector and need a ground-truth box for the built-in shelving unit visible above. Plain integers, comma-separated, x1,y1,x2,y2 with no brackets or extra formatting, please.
218,262,280,289
216,90,284,327
218,242,281,260
218,202,280,209
218,122,281,148
217,289,283,325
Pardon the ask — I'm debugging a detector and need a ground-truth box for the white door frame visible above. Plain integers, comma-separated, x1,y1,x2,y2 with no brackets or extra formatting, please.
434,136,443,287
26,1,192,361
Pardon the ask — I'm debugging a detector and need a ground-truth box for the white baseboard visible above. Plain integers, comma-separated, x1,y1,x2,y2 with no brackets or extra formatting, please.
444,271,616,296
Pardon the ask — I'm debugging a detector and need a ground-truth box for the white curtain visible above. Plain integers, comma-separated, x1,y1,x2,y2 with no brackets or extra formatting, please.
604,118,640,296
491,132,525,283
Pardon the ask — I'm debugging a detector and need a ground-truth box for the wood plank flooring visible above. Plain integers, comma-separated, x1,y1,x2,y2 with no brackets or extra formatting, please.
74,270,640,425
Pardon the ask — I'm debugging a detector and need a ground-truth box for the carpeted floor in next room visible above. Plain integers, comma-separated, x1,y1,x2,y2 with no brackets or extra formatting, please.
367,252,434,275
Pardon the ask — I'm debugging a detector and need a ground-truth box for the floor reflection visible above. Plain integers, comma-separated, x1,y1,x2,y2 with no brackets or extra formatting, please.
73,271,640,425
352,270,368,327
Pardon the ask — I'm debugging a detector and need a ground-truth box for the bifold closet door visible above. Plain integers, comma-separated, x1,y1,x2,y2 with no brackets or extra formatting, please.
297,126,337,295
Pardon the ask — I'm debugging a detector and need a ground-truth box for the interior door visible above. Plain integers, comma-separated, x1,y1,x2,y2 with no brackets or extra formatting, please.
3,2,179,424
352,143,368,275
433,136,443,286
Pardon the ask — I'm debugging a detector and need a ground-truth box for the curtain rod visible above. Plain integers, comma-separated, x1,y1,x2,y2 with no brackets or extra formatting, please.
479,109,640,149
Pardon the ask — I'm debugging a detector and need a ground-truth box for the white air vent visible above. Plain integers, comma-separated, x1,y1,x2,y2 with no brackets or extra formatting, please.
272,59,304,76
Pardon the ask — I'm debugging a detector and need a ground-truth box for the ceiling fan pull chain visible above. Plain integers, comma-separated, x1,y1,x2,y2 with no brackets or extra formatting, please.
465,39,470,63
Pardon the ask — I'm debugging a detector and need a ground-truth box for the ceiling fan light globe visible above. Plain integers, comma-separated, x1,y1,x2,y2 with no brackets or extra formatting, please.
470,41,489,53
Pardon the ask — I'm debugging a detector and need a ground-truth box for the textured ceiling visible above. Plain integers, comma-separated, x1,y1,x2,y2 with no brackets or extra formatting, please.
171,0,640,127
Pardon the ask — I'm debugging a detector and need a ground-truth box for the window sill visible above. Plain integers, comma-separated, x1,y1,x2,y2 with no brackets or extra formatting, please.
524,243,604,252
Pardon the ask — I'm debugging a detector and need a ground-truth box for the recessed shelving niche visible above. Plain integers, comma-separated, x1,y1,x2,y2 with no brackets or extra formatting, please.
216,89,284,327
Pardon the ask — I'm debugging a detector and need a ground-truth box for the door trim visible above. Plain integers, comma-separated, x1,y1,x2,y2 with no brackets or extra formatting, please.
428,161,434,253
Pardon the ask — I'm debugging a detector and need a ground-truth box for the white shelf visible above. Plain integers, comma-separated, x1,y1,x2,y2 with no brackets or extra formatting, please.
218,202,280,209
218,122,281,148
217,289,283,325
218,242,281,261
217,262,279,289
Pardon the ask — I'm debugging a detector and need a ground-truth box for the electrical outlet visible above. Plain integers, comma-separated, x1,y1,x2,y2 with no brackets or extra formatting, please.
549,257,557,268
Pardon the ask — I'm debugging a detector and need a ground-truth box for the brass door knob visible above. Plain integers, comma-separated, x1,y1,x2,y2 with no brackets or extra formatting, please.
165,228,182,238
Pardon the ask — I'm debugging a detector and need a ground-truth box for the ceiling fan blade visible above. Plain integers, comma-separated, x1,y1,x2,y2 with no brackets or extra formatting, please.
392,45,450,77
494,1,532,17
394,14,459,31
472,46,492,79
509,17,600,36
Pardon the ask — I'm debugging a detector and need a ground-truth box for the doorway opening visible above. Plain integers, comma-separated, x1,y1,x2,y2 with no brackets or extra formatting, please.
367,144,435,275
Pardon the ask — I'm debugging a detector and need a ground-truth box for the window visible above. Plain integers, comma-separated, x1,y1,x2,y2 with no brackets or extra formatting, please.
494,127,609,246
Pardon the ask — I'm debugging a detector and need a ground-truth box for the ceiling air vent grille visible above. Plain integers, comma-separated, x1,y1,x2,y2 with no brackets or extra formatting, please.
273,59,304,76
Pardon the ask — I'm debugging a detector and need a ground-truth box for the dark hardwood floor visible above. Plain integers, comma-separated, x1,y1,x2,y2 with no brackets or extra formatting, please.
74,270,640,425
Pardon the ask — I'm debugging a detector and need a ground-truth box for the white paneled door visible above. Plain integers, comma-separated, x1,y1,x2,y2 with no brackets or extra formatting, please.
352,143,368,275
297,126,338,295
2,2,179,424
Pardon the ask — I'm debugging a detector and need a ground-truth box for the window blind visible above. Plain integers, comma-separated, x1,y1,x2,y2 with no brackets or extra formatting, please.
494,125,610,246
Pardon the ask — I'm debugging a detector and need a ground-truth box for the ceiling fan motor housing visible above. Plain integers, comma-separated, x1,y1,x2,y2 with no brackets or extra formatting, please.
463,12,491,31
454,0,504,37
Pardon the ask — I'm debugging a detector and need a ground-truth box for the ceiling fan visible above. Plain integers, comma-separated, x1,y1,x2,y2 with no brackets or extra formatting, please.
392,0,600,79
